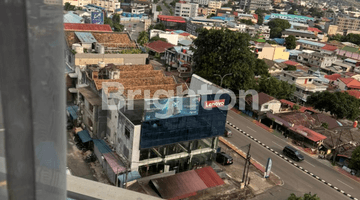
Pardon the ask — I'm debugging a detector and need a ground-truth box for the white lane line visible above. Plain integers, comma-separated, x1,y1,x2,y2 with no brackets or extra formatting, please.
272,141,282,148
304,160,315,167
338,179,354,190
246,126,256,132
0,129,4,132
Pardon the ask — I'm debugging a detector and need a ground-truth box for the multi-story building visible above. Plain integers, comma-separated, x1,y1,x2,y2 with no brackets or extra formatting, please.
63,0,92,8
297,50,337,68
280,71,328,102
334,16,360,34
175,2,199,18
268,13,314,24
192,0,210,5
324,24,339,36
281,29,318,41
296,39,338,54
208,1,222,9
92,0,121,13
238,0,271,11
198,7,217,16
255,43,290,61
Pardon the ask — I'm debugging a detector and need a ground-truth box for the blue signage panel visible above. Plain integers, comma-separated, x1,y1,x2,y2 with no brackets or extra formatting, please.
143,96,200,121
91,12,104,24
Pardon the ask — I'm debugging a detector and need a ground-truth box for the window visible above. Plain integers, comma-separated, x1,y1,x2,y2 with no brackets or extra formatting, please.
292,77,295,81
89,103,94,113
263,105,269,109
309,79,312,82
125,127,130,138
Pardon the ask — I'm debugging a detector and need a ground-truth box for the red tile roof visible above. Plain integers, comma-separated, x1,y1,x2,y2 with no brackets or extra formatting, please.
339,78,360,89
283,60,300,66
253,14,258,20
321,44,337,51
64,23,113,32
280,99,317,113
280,99,295,106
344,90,360,99
246,92,277,107
145,40,175,53
290,125,327,142
324,73,341,81
344,72,357,77
307,27,322,33
180,32,191,36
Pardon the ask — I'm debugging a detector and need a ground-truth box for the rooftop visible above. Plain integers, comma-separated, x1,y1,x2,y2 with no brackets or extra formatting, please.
75,32,98,44
307,27,322,33
283,70,315,78
324,73,341,81
297,39,325,47
345,90,360,99
289,125,327,142
338,78,360,89
145,40,175,53
64,23,112,32
246,92,278,107
158,15,186,23
64,11,83,23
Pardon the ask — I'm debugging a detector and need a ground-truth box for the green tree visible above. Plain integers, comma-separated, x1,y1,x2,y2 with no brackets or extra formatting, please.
64,2,76,11
349,146,360,170
321,123,328,129
137,31,149,46
255,59,270,77
268,19,291,38
104,17,113,27
257,14,264,25
207,13,216,18
157,5,162,12
288,193,320,200
284,65,297,71
113,23,124,32
307,91,360,120
193,28,267,90
293,104,300,110
285,35,297,49
240,19,254,25
329,34,344,41
288,9,296,14
149,35,168,42
257,77,296,99
342,33,360,45
153,23,166,31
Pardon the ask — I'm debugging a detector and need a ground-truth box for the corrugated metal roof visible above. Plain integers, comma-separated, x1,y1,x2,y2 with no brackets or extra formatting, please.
297,39,325,47
66,105,78,120
290,125,327,142
64,23,112,32
103,152,126,174
77,130,92,143
93,139,112,154
195,166,225,188
75,32,98,44
149,170,208,200
64,11,83,23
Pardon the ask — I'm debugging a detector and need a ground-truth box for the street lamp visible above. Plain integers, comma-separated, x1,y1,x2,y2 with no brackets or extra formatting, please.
214,73,232,87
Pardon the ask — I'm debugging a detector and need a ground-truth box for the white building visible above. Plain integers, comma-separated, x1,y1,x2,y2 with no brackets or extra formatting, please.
63,0,91,7
297,50,337,68
192,0,210,5
208,1,222,9
92,0,120,13
175,2,199,18
150,29,179,45
280,71,328,102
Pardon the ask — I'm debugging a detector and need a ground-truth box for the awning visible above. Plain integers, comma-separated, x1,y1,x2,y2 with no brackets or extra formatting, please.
266,112,291,127
77,130,92,143
66,105,79,120
93,139,112,154
118,171,141,185
103,152,126,174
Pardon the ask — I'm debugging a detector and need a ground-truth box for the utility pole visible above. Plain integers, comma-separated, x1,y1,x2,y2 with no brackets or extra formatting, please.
332,130,343,165
214,73,232,87
242,144,251,186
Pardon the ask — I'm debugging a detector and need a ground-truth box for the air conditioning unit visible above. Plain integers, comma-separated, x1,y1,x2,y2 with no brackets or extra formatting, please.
90,126,93,131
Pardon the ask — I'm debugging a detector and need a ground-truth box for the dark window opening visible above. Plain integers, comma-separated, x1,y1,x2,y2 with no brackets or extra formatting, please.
125,127,130,139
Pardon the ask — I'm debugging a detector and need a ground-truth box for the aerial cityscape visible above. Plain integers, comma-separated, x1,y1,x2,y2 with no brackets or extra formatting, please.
3,0,360,199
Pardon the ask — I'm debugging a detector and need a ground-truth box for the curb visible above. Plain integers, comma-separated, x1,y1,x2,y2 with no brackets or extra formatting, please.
219,137,283,186
225,121,358,200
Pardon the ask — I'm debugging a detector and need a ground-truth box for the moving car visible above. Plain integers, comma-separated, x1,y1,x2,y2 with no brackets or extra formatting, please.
216,152,233,165
224,127,232,137
283,145,304,161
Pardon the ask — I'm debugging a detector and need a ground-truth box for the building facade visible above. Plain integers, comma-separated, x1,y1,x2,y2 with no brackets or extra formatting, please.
63,0,92,7
334,16,360,34
175,3,199,18
255,44,289,61
92,0,121,13
239,0,271,10
208,1,222,9
297,50,337,68
280,71,328,102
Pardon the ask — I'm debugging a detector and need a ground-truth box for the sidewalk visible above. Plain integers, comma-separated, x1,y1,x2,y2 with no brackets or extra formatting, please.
334,166,360,183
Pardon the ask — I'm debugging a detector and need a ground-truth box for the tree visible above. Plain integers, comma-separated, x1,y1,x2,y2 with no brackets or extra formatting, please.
284,65,297,71
149,35,168,42
329,34,344,42
285,35,296,49
192,28,265,90
64,2,75,11
113,23,124,32
341,33,360,45
288,193,320,200
266,40,277,44
207,13,216,19
321,123,328,129
153,23,166,31
137,31,149,46
257,14,264,25
104,17,113,27
349,146,360,171
288,9,296,14
257,77,296,99
240,19,254,25
268,19,291,38
255,59,270,77
307,91,360,120
156,5,162,12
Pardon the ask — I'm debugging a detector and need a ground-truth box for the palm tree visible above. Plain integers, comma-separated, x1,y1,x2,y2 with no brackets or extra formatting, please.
137,31,149,46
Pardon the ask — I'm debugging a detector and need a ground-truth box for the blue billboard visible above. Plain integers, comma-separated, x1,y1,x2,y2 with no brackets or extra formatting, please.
91,12,104,24
143,96,200,121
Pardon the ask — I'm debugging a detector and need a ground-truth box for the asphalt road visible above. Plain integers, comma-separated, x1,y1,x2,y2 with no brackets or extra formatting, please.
158,0,174,16
225,110,360,200
122,21,145,42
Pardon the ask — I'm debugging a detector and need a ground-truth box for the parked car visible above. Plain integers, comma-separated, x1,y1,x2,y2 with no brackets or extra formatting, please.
224,127,232,137
283,145,304,162
216,152,233,165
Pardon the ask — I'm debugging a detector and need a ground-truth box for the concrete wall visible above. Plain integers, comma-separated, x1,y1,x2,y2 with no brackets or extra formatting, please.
75,53,148,65
258,47,275,60
159,33,179,45
107,107,118,145
116,112,135,163
338,80,347,90
131,125,141,171
273,46,290,60
261,100,281,113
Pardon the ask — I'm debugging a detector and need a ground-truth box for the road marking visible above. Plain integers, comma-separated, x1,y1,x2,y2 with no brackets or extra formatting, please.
272,141,282,148
338,179,354,190
0,181,6,187
304,160,315,167
246,126,256,132
0,129,4,132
